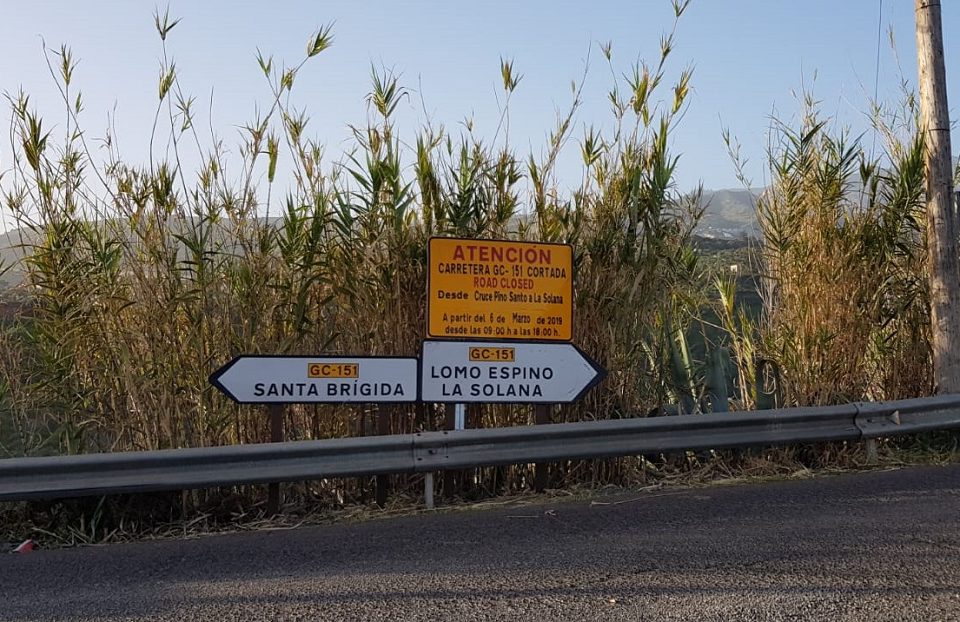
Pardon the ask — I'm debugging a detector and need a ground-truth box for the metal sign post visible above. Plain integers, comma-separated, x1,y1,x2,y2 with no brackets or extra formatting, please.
424,237,603,503
209,355,419,513
454,403,466,430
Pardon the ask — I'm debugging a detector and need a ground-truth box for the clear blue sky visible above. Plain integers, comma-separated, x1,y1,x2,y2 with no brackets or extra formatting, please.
0,1,956,218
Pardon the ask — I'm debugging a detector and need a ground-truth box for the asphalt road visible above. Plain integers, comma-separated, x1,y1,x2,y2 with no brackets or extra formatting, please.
2,464,960,621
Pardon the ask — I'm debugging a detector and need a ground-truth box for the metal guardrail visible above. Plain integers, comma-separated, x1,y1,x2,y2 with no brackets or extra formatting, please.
2,394,960,502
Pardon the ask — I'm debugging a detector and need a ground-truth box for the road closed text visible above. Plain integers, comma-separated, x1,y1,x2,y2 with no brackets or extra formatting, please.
428,237,573,341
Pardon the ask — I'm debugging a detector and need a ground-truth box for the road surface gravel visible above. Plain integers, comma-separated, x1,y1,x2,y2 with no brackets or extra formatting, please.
2,464,959,621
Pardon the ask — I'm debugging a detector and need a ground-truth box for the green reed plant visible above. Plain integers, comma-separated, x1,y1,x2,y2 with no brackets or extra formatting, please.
1,3,706,504
724,92,931,406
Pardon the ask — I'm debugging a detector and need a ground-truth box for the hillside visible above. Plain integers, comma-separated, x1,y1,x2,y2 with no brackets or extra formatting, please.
0,188,760,291
0,230,26,292
695,188,759,238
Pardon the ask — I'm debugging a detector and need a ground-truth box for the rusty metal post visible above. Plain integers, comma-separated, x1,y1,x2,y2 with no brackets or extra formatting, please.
267,404,284,515
443,403,457,497
534,404,551,492
375,405,390,508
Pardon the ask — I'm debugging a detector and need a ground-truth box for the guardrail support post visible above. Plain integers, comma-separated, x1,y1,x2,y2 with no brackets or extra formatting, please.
865,438,879,465
267,404,284,515
424,472,435,509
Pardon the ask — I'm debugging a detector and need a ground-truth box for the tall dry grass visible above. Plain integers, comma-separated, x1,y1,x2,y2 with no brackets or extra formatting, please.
723,92,932,407
0,4,952,535
0,4,706,501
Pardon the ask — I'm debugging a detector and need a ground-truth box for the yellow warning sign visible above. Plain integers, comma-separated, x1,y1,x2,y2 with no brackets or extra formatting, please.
428,237,573,341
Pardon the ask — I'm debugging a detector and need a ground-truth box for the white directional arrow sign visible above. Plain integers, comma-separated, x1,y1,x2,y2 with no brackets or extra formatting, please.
420,340,606,404
210,356,419,404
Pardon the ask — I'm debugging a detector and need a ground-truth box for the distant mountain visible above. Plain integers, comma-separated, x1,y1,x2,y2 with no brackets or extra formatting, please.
11,171,956,263
694,155,960,237
0,230,27,292
0,189,762,292
693,165,960,237
696,188,759,239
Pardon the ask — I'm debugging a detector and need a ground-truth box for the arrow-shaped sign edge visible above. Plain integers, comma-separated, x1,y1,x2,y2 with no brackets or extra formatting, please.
208,355,421,405
565,342,608,404
208,356,241,401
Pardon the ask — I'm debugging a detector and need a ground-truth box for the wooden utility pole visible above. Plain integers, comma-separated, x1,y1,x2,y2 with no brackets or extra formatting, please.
916,0,960,394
